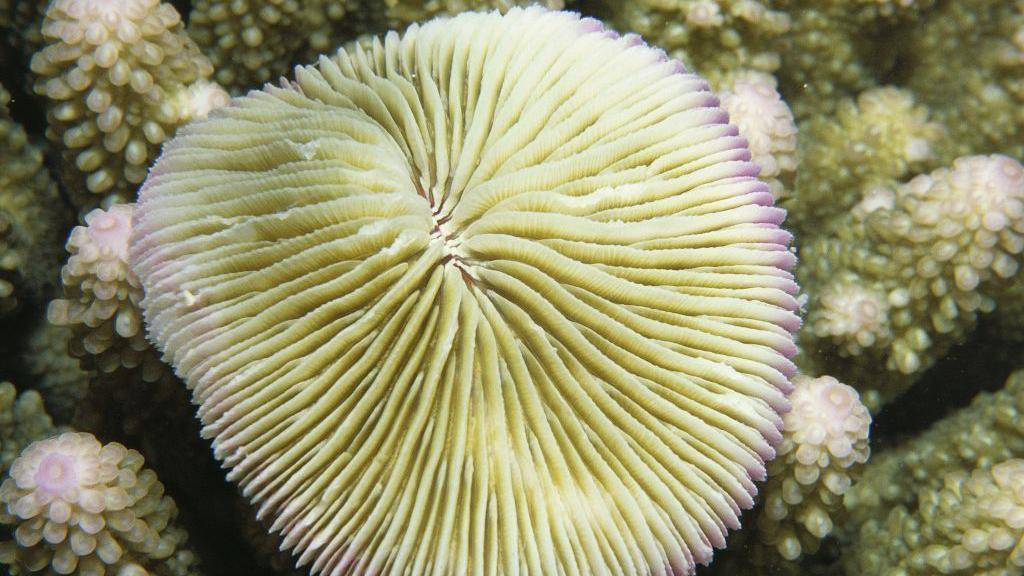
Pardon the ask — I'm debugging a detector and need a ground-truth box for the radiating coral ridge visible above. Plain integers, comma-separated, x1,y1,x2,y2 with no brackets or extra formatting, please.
129,8,800,574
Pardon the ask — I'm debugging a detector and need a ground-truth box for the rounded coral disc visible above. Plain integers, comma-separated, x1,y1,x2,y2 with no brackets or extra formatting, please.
130,8,799,575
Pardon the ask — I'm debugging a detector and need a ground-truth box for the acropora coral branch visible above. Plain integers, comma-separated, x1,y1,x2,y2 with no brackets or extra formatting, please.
30,0,227,206
0,83,66,317
756,375,870,561
798,154,1024,408
0,432,198,575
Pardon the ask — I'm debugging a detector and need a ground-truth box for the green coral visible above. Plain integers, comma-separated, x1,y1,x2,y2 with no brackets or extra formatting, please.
844,370,1024,534
604,0,790,84
797,155,1024,407
188,0,325,93
786,86,945,234
905,0,1024,159
22,320,91,424
849,460,1024,575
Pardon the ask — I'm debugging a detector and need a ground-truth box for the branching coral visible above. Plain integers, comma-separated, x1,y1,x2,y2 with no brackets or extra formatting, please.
188,0,320,94
0,432,199,575
0,84,66,317
0,383,58,476
787,86,945,233
48,204,167,383
849,458,1024,575
757,375,871,561
605,0,791,84
905,0,1024,159
716,70,797,200
844,370,1024,531
22,321,92,424
130,8,800,574
798,155,1024,405
383,0,565,28
30,0,227,207
837,370,1024,575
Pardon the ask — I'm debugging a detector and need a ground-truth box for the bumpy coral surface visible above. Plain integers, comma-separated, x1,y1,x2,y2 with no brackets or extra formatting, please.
606,0,791,84
906,0,1024,159
788,86,944,233
851,459,1024,575
716,71,797,200
799,155,1024,404
383,0,564,28
757,375,870,561
0,384,58,477
188,0,313,93
845,370,1024,533
30,0,225,205
0,84,65,317
48,204,166,382
22,321,92,424
0,432,198,575
131,8,800,574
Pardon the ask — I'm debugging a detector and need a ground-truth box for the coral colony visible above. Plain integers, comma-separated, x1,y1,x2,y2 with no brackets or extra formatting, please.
0,1,1021,576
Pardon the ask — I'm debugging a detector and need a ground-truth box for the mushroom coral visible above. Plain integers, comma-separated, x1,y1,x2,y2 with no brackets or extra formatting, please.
130,7,799,574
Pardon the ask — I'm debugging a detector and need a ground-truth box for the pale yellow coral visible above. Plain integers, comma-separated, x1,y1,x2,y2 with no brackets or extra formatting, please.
131,8,800,574
0,432,198,576
30,0,224,205
757,375,871,561
807,273,892,358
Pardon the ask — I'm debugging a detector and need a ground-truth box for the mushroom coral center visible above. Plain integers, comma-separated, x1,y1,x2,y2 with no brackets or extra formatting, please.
129,7,800,575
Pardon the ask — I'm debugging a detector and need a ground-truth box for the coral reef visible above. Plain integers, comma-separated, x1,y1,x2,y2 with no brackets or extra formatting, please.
0,84,66,317
22,320,92,424
603,0,791,85
31,0,225,207
844,370,1024,574
756,375,871,561
0,1,1022,574
715,70,797,200
905,0,1024,159
0,383,59,476
47,204,164,381
0,432,199,575
798,154,1024,408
